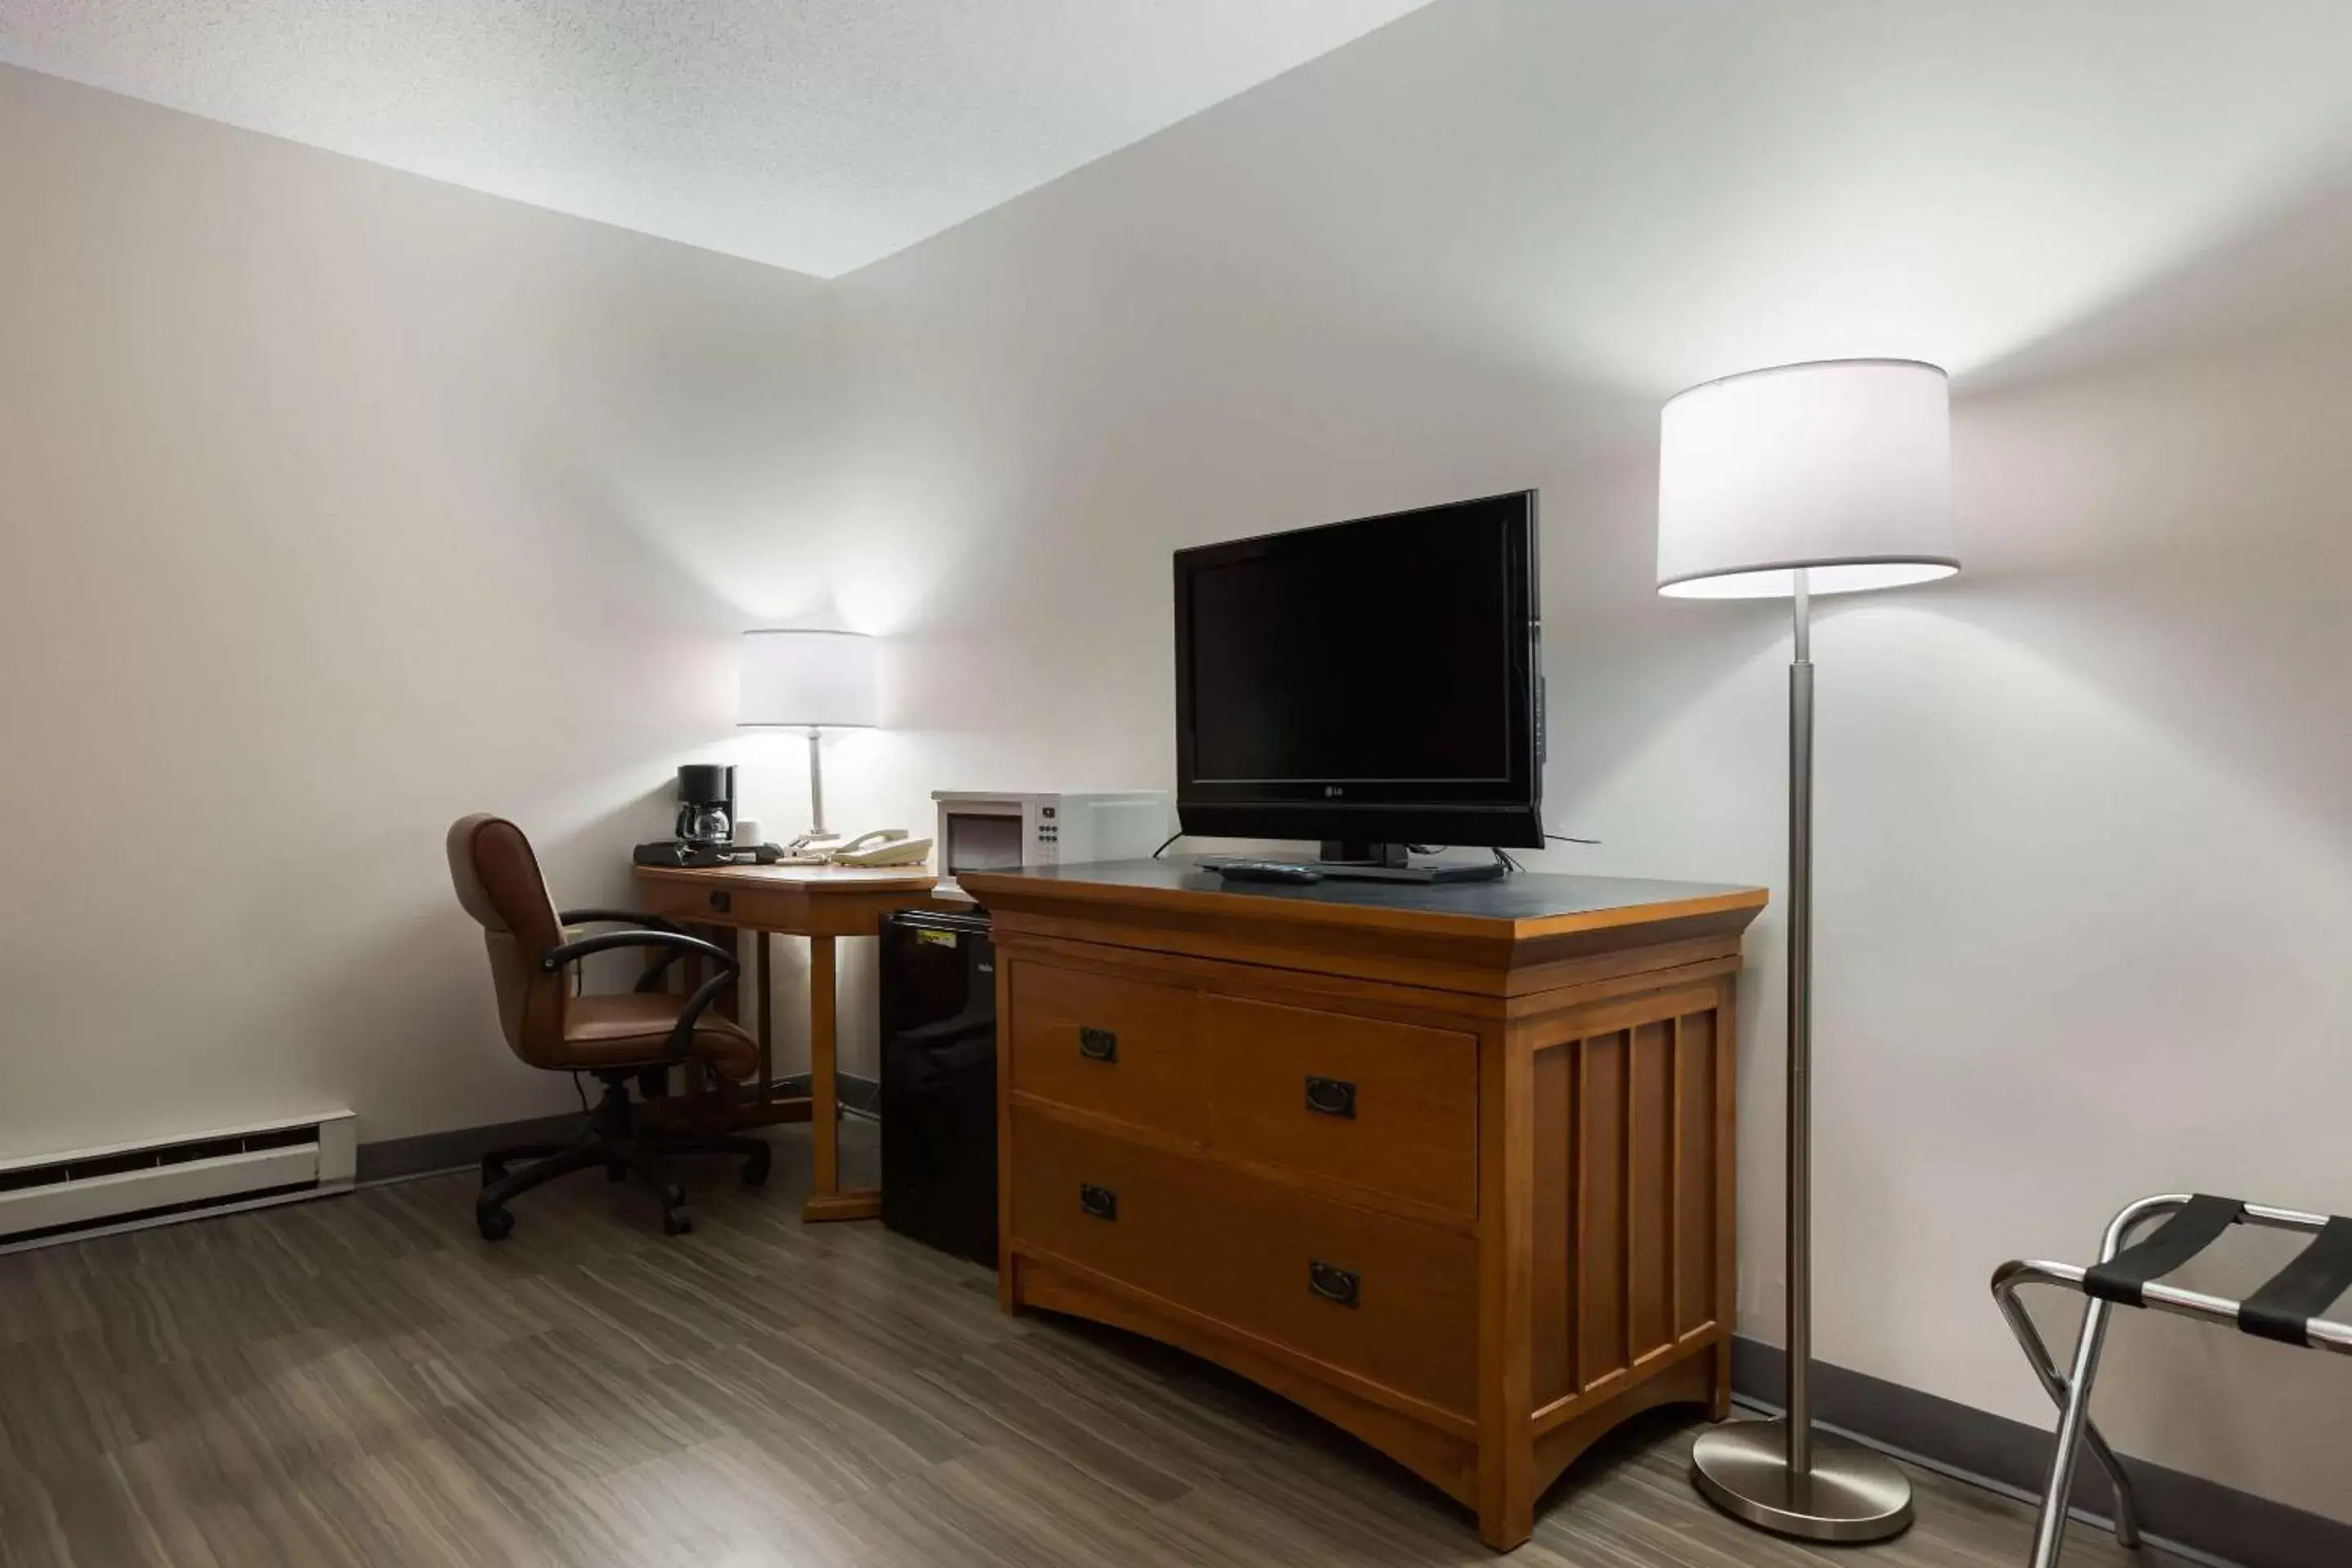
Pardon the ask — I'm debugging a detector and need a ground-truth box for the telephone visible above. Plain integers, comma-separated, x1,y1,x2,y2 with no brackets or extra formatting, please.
774,827,933,867
827,828,934,867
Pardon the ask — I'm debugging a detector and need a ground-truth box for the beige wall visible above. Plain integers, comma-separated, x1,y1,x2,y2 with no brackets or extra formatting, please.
0,65,840,1152
824,0,2352,1523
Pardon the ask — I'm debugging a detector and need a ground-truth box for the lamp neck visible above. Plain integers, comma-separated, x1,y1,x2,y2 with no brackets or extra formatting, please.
1791,568,1812,662
806,727,826,836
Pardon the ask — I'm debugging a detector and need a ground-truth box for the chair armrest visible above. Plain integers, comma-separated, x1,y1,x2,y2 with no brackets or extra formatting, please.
557,909,695,991
540,929,737,975
539,929,741,1063
559,906,686,934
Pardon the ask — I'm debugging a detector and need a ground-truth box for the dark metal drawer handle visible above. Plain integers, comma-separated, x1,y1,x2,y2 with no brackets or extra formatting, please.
1308,1260,1361,1308
1304,1076,1356,1119
1078,1027,1118,1062
1079,1183,1119,1221
708,891,731,913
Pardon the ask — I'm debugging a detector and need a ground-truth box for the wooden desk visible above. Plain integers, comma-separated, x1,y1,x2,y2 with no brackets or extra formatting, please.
960,858,1766,1549
633,861,939,1223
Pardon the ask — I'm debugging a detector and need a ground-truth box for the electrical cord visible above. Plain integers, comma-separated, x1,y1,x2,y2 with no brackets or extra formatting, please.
1151,831,1183,860
1494,831,1597,875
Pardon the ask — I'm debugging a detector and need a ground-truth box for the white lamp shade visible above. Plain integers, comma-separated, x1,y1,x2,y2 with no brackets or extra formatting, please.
737,630,880,728
1656,359,1958,599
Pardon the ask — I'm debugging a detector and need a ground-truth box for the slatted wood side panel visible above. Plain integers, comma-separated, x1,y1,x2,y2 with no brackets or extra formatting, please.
1529,1045,1575,1405
1627,1018,1673,1363
1528,1005,1722,1413
1575,1030,1627,1392
1673,1009,1719,1341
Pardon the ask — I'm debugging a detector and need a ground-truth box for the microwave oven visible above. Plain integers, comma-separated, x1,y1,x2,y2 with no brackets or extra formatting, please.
932,791,1173,890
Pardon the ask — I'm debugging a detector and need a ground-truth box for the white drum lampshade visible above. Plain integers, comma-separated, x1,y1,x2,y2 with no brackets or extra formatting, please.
737,630,879,730
736,629,878,841
1657,359,1957,599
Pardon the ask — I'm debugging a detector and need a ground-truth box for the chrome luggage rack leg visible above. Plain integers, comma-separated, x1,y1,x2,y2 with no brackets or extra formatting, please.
1991,1192,2352,1568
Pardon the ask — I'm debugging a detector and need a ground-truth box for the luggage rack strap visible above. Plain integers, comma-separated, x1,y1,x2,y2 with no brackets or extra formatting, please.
2241,1215,2352,1347
2081,1193,2243,1307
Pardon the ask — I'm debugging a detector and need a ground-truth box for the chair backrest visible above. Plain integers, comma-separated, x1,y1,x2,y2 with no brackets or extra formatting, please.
446,813,571,1068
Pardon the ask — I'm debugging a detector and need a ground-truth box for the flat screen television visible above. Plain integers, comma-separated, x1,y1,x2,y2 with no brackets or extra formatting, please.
1174,491,1544,865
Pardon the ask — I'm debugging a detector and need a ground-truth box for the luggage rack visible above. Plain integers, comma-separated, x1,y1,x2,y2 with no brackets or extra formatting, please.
1992,1193,2352,1568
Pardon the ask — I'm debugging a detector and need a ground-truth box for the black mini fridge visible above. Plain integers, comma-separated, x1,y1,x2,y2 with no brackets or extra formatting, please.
878,907,998,1267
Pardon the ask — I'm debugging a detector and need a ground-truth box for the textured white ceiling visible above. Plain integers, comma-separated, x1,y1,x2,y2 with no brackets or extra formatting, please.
0,0,1433,278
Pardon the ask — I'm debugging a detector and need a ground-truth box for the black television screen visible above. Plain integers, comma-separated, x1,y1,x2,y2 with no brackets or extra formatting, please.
1174,491,1543,850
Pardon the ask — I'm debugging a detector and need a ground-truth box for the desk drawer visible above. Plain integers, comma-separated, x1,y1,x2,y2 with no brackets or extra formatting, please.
1007,961,1205,1141
1009,1106,1477,1416
1203,996,1477,1219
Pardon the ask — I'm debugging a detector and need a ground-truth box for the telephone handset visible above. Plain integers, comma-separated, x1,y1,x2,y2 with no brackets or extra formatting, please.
775,827,933,867
828,828,933,867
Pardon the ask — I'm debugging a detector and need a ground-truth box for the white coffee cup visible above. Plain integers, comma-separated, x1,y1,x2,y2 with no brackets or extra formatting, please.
732,817,764,846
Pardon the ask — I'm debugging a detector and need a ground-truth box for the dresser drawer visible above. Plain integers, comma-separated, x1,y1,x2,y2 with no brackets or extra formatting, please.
1009,1105,1477,1416
1006,961,1205,1141
1202,996,1477,1218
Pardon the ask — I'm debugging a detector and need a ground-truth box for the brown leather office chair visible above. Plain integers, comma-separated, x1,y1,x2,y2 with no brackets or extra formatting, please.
446,813,770,1239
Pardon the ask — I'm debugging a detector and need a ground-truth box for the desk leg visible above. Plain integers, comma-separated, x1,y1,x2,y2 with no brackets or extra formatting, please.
712,926,741,1020
756,932,774,1100
644,927,816,1135
802,933,881,1223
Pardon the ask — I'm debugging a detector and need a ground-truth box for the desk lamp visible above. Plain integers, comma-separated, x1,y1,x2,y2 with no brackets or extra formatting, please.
1657,359,1958,1542
737,629,880,848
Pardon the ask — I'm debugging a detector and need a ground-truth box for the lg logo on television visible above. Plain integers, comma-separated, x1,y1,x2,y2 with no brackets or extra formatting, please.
1323,786,1343,798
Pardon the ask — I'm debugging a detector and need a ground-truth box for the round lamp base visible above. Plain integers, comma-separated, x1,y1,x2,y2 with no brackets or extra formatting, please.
1690,1419,1915,1543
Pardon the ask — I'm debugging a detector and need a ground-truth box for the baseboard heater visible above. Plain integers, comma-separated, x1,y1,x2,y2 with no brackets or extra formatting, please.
0,1111,356,1254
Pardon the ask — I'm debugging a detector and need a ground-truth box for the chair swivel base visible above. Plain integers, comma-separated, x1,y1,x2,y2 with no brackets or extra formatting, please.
474,1071,771,1241
1691,1419,1915,1542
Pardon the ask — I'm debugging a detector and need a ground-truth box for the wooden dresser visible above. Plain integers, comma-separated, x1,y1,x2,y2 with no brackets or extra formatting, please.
957,860,1766,1550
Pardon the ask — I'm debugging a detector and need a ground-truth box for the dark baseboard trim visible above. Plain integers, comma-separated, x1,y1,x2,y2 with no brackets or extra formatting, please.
356,1073,885,1184
1731,1337,2349,1568
357,1110,588,1183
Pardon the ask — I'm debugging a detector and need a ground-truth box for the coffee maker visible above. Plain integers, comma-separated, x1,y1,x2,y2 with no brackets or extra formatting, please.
633,764,784,867
674,764,735,849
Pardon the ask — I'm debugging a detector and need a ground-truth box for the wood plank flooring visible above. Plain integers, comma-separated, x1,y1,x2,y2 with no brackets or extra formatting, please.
0,1120,2175,1567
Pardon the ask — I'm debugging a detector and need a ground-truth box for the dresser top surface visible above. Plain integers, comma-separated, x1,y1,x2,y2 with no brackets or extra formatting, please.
959,858,1766,941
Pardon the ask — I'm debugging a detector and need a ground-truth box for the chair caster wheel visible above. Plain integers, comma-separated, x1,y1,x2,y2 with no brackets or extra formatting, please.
476,1205,514,1242
742,1146,772,1187
662,1209,694,1236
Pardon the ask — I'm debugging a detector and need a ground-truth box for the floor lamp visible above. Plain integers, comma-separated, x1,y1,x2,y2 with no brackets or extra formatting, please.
1657,359,1959,1541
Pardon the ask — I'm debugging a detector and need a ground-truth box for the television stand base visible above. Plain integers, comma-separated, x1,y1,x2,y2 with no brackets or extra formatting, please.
1315,858,1506,884
1199,844,1509,885
1313,840,1508,884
